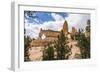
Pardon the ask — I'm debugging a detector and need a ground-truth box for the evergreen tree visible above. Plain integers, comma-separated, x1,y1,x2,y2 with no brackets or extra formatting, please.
24,29,32,61
43,30,70,60
54,30,70,60
43,43,54,60
78,33,90,58
86,20,90,32
77,20,90,58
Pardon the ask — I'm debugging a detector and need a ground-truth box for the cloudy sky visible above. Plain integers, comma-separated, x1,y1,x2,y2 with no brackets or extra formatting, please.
24,11,90,39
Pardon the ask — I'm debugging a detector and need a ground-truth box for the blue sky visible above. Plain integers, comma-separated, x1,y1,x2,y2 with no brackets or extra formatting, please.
24,11,68,24
24,11,90,39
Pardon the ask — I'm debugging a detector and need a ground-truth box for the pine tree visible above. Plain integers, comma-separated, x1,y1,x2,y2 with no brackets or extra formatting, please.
77,20,90,59
24,29,32,61
43,30,70,60
43,43,54,60
54,30,70,60
86,20,90,32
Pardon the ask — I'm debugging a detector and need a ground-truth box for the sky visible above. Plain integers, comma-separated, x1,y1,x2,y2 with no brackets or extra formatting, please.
24,11,90,39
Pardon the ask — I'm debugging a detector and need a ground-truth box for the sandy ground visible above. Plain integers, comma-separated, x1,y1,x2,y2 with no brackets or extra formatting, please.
68,40,81,59
29,47,43,61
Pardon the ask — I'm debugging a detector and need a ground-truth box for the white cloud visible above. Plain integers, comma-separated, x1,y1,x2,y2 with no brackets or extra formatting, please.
65,13,90,32
25,13,66,39
41,21,64,31
25,13,90,39
25,18,41,39
25,20,65,39
51,13,64,21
